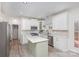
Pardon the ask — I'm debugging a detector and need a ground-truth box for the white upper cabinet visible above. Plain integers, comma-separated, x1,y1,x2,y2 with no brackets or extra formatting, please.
31,19,39,26
52,12,68,30
21,18,39,30
30,19,39,30
41,20,45,30
21,18,31,30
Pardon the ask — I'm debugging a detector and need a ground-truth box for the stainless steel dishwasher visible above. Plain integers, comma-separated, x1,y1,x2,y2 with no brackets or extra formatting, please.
48,36,53,47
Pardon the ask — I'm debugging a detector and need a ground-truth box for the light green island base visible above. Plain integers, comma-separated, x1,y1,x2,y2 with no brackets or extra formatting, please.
28,41,48,57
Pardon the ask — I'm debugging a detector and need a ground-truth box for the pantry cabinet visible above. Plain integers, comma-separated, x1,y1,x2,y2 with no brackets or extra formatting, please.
52,12,68,51
52,12,68,30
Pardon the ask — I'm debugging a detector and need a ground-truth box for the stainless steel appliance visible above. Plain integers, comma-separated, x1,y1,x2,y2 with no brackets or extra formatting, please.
31,26,39,36
31,26,37,31
31,33,39,36
48,36,53,47
0,22,10,57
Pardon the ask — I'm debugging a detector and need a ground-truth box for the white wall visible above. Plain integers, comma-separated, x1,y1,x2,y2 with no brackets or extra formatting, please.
0,3,1,11
0,14,8,22
8,18,20,25
8,18,21,41
0,3,7,22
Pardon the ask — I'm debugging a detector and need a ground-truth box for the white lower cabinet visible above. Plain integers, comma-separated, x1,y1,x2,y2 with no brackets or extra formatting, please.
39,34,47,39
20,31,29,44
53,35,68,51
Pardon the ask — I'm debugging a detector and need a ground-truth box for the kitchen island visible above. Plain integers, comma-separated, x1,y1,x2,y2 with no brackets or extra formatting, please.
27,36,48,57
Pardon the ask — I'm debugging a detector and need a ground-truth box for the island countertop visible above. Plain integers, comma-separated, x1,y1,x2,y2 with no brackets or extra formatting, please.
27,36,48,43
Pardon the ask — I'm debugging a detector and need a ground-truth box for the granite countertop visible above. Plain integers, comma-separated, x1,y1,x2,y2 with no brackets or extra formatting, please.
27,36,48,43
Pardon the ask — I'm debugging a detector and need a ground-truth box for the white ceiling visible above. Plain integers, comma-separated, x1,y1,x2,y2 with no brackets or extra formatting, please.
1,2,79,19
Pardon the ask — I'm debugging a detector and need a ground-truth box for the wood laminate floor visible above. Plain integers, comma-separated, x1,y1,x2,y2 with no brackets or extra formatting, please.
9,39,79,57
48,46,79,57
9,39,32,57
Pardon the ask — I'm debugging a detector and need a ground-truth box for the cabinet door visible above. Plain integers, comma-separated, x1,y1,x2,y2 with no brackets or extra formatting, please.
52,12,68,30
53,35,67,51
53,36,58,48
21,19,30,30
31,19,39,30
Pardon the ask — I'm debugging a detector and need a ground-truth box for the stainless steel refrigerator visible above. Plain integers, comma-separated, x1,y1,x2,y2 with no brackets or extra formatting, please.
0,22,10,57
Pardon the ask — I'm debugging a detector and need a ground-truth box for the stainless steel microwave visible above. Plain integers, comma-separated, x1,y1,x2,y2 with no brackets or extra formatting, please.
31,26,37,31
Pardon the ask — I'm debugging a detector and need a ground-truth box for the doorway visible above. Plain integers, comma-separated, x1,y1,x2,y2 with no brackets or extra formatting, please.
12,25,18,40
